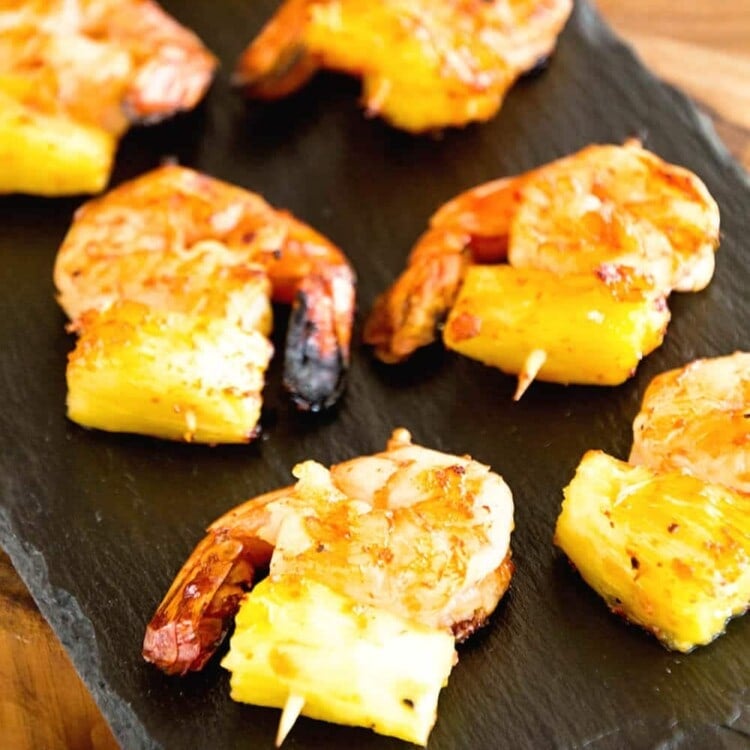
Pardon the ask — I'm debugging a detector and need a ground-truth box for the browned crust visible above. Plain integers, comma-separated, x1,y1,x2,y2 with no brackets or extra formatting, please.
452,551,514,642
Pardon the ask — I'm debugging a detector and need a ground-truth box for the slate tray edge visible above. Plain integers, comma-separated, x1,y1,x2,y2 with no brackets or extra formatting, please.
0,506,158,750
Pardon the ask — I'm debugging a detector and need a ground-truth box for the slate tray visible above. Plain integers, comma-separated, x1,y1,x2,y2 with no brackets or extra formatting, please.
1,1,749,748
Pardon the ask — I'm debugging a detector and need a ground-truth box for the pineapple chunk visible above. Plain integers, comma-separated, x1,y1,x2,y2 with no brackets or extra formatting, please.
222,576,456,746
67,301,273,443
0,88,115,196
555,450,750,651
443,265,670,386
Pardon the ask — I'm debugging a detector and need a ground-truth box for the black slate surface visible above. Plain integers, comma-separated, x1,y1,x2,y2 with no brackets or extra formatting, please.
1,1,749,748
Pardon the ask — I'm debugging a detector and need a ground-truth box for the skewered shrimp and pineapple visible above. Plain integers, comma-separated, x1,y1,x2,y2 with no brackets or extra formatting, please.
234,0,573,133
555,352,750,652
55,165,356,442
365,140,720,397
0,0,216,195
143,429,514,745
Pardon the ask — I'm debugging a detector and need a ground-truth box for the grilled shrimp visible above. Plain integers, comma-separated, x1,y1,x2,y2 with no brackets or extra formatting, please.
142,428,514,675
630,352,750,494
0,0,216,134
54,165,356,412
364,141,720,363
510,141,720,292
234,0,572,133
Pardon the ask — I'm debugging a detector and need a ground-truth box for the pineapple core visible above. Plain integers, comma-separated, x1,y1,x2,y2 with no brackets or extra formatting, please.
222,576,456,746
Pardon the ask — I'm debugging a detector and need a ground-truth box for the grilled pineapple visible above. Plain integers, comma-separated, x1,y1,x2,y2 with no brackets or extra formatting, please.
554,450,750,651
67,301,273,443
443,265,670,387
0,87,115,196
222,576,456,746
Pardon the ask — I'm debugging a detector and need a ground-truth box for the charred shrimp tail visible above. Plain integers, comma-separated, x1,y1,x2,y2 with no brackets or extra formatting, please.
142,487,288,675
284,265,355,411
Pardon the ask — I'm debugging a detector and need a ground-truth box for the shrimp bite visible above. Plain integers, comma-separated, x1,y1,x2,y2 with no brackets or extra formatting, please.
143,429,514,744
630,352,750,494
55,166,356,441
555,451,750,652
556,354,750,651
365,140,720,397
234,0,572,133
0,0,216,195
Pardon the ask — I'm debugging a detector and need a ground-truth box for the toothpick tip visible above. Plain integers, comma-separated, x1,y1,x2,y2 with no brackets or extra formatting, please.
514,348,547,401
276,693,305,747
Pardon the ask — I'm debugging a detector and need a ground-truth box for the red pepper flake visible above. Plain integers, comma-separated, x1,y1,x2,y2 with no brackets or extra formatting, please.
449,311,482,341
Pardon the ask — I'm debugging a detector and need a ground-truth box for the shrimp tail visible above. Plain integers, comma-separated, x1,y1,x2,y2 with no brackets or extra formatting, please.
363,175,526,363
99,0,217,125
233,0,319,99
143,533,272,675
363,245,470,363
144,486,295,675
125,54,218,125
284,266,355,411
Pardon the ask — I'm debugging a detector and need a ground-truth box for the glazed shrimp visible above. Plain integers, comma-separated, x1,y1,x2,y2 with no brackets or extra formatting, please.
54,165,356,411
630,352,750,494
364,141,720,363
143,428,514,675
509,140,720,293
0,0,216,134
234,0,573,133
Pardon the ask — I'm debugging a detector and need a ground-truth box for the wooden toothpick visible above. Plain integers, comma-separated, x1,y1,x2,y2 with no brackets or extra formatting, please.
514,349,547,401
276,693,305,747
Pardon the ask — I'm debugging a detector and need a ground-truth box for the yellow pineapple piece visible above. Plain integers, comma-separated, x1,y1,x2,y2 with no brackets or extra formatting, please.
443,265,670,387
222,576,456,746
554,450,750,651
66,301,273,443
0,86,115,196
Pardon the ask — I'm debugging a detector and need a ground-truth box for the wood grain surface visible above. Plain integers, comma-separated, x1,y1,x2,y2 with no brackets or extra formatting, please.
597,0,750,168
1,3,748,749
